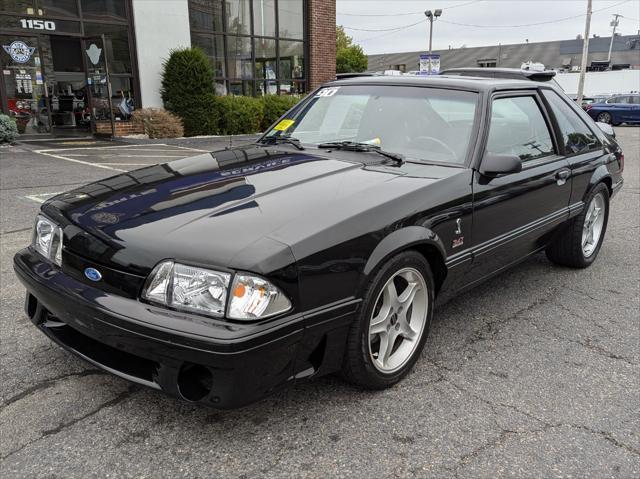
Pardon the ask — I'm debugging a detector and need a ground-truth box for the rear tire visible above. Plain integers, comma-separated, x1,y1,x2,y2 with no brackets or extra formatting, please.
341,251,434,389
596,112,612,124
546,183,610,268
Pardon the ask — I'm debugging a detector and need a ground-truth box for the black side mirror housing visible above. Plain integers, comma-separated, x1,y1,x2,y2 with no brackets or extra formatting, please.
479,153,522,177
595,121,616,138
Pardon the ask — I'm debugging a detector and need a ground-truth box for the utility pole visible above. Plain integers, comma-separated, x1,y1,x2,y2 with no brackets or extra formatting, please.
577,0,592,104
607,14,621,63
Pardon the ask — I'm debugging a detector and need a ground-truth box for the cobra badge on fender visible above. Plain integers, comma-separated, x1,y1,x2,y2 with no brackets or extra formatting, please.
84,267,102,282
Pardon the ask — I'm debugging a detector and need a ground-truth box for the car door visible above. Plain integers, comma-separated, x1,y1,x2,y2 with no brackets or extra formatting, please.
605,95,628,124
467,90,571,285
625,95,640,122
539,88,607,208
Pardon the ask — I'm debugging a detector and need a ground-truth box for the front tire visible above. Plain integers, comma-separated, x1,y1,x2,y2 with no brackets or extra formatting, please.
341,251,434,389
546,183,610,268
596,112,612,124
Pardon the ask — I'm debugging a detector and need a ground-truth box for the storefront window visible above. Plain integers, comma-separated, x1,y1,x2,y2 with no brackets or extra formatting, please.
229,80,252,96
84,23,131,74
226,35,252,79
189,0,223,32
279,40,304,80
81,0,128,22
0,34,50,134
226,0,251,36
188,0,307,96
0,0,35,14
192,33,226,78
253,0,276,37
255,38,276,79
40,0,78,17
278,0,303,39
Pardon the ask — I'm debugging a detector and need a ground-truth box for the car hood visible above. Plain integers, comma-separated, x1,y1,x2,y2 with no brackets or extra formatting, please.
43,145,454,275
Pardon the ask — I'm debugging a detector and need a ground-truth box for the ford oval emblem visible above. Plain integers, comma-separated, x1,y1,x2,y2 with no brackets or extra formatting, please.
84,267,102,282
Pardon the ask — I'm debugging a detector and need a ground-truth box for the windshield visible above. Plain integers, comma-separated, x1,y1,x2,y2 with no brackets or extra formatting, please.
263,85,479,164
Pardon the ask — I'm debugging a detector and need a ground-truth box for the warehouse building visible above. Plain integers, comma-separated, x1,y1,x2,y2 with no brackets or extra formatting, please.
368,34,640,73
0,0,335,137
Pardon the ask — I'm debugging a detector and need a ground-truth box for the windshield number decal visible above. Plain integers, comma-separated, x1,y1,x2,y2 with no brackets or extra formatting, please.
316,87,340,98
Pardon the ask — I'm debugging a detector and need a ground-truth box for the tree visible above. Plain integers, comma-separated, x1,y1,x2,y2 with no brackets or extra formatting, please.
336,26,368,74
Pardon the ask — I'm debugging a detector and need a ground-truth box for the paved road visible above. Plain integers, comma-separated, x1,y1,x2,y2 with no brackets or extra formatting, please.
1,130,638,478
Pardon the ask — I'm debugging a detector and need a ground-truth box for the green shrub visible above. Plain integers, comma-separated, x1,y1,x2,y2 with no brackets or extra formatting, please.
178,93,223,137
132,108,184,139
218,96,264,135
260,95,302,131
0,114,18,144
161,47,215,136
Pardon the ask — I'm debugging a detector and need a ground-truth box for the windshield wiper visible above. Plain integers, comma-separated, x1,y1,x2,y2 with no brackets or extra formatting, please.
257,136,305,150
317,141,404,165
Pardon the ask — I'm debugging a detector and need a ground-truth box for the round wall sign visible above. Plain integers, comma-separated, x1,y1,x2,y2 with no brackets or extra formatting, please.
2,41,36,64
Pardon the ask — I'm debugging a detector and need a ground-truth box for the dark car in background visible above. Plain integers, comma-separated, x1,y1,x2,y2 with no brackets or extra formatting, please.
585,93,640,125
14,76,624,408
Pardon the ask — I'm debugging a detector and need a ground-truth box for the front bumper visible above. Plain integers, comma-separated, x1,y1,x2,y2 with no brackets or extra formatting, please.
13,248,358,408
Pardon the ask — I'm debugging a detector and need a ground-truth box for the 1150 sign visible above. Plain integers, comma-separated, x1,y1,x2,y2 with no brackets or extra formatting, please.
20,19,56,31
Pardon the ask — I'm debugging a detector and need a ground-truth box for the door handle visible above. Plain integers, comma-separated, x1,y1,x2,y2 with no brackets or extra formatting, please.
555,169,570,185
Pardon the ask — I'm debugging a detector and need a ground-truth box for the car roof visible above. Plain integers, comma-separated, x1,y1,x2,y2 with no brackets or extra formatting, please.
439,67,557,82
327,74,552,92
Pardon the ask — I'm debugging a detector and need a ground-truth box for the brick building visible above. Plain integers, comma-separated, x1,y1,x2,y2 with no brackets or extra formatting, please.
0,0,337,138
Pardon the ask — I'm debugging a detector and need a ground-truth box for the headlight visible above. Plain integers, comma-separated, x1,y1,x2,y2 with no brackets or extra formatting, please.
141,261,292,321
32,215,63,267
142,261,230,317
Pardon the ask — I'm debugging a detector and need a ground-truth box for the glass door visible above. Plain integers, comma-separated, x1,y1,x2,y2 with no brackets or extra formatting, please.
0,34,51,135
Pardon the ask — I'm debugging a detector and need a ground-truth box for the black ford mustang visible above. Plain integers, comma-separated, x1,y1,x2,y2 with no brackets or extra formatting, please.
14,76,624,408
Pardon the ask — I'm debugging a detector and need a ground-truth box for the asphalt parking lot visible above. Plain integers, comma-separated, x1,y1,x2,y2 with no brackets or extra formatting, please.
1,129,638,478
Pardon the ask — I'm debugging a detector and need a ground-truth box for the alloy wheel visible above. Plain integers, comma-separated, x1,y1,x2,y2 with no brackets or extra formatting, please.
582,192,606,257
368,267,429,373
597,112,612,124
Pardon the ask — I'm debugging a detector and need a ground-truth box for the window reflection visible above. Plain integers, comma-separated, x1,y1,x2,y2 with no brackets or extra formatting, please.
253,0,276,37
81,0,127,21
226,0,251,35
192,33,226,77
189,0,223,32
187,0,306,95
227,35,252,79
40,0,78,17
278,0,304,39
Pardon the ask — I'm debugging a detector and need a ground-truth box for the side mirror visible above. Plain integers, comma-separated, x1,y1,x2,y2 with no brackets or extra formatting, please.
595,121,615,138
479,153,522,177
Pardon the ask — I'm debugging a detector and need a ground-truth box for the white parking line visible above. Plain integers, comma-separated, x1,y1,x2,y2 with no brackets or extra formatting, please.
25,192,64,203
33,144,206,172
34,151,126,172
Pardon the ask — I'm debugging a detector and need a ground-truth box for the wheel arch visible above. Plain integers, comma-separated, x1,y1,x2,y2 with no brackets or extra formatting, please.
361,226,448,297
588,164,613,198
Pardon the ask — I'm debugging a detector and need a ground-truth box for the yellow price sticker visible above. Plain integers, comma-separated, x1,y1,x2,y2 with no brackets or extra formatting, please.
273,119,295,131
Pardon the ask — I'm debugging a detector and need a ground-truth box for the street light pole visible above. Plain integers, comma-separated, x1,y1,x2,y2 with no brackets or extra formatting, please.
577,0,592,104
424,9,442,74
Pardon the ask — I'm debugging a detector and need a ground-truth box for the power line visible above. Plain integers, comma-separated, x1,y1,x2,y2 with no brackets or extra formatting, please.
337,0,482,17
439,0,631,28
344,0,631,33
343,20,425,32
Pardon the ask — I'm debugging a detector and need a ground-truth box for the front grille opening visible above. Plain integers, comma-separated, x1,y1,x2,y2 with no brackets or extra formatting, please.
177,363,213,402
26,293,38,319
42,315,159,384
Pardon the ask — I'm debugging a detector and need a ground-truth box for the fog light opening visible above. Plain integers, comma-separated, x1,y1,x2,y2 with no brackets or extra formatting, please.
177,363,213,402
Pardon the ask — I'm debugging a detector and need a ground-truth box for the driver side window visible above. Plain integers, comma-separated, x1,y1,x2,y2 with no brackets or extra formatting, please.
486,96,554,162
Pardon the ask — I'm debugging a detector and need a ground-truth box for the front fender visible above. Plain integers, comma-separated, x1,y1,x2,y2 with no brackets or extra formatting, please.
360,226,447,291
